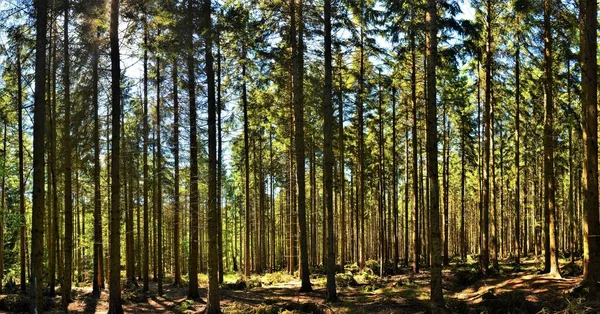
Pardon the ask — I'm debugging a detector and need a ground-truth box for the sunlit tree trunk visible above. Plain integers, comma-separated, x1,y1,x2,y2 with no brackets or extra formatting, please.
580,0,600,291
543,0,560,277
425,0,443,306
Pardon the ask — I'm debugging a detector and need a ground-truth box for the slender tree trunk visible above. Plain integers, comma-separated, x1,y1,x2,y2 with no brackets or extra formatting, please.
187,0,199,298
156,48,164,295
243,57,251,278
172,59,181,286
443,99,449,266
392,88,399,272
580,0,600,292
62,1,74,305
203,0,220,310
217,30,224,285
323,0,337,301
92,20,104,296
31,0,48,310
108,0,123,310
426,0,443,305
358,0,366,270
292,0,312,291
405,98,410,267
482,0,492,273
17,35,26,294
515,35,521,265
142,14,151,293
0,120,5,294
543,0,560,277
338,49,346,270
410,24,420,274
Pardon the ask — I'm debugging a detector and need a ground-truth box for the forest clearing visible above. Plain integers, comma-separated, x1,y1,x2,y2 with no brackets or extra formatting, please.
1,0,600,312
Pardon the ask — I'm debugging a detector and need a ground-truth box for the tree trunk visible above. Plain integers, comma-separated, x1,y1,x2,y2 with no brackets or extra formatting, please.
156,48,164,295
323,0,337,301
108,0,123,310
514,35,521,265
482,0,492,273
410,22,419,274
31,0,48,310
292,0,312,292
62,1,74,304
580,0,600,291
543,0,560,277
92,18,104,296
142,13,151,293
243,58,251,278
203,0,220,310
172,59,181,286
187,0,199,299
426,0,444,307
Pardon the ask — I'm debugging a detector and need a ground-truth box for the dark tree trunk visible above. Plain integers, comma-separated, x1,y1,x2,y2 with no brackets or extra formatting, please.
62,1,74,305
187,0,199,299
31,0,48,310
142,14,150,293
108,0,123,310
203,0,220,310
172,59,181,286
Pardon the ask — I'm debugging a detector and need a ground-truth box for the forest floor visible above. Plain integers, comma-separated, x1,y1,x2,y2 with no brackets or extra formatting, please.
1,257,598,313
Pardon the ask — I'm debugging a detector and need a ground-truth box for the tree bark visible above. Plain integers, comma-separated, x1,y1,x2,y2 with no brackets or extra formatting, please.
108,0,123,310
324,0,337,301
187,0,200,299
426,0,444,307
62,0,74,305
580,0,600,292
543,0,560,277
31,0,47,310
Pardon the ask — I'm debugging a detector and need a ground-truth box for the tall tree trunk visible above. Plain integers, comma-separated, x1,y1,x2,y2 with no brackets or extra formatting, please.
405,97,410,267
0,120,5,294
142,14,151,293
187,0,199,299
292,0,312,292
410,22,419,274
108,0,123,310
543,0,560,277
443,98,449,266
31,0,48,310
580,0,600,291
514,35,521,265
17,33,26,294
461,115,467,261
378,76,385,278
482,0,492,273
217,30,224,285
92,19,104,296
392,88,399,272
338,48,346,270
426,0,444,307
323,0,337,301
203,0,220,310
358,0,366,270
62,1,74,305
172,59,181,286
156,49,164,295
243,57,251,278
